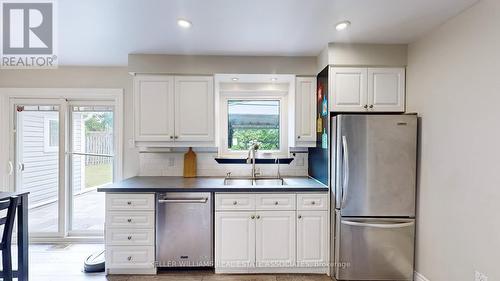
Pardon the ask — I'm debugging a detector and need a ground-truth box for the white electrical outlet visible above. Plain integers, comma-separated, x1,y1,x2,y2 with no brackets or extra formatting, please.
475,271,488,281
168,157,175,167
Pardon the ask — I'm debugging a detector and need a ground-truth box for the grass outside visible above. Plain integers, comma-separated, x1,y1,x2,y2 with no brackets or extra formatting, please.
85,163,112,189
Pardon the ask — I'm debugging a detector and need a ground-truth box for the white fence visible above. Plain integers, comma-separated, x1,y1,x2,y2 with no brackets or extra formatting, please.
85,132,113,165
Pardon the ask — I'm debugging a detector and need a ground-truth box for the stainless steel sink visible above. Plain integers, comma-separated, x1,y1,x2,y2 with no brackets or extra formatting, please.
254,179,286,186
223,179,254,186
223,176,285,186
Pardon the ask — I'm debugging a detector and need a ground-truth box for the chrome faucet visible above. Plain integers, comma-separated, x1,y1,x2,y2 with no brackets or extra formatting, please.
247,141,261,180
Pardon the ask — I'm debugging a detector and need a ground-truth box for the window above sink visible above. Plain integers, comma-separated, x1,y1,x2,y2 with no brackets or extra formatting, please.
215,74,295,158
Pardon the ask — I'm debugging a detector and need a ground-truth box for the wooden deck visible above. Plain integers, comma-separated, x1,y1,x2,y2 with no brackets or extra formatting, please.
29,190,105,233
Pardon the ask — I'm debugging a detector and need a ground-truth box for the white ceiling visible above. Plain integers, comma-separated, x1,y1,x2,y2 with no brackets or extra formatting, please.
58,0,478,66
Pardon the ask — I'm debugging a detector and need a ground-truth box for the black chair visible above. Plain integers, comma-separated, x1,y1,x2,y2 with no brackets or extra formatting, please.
0,196,19,281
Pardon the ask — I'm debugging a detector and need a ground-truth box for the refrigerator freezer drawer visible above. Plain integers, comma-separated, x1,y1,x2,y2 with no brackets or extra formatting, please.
335,217,415,281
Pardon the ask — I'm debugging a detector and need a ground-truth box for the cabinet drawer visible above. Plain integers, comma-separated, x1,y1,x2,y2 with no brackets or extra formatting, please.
297,193,328,211
216,194,255,211
106,228,154,246
255,194,296,210
106,193,155,211
106,246,155,269
106,211,155,228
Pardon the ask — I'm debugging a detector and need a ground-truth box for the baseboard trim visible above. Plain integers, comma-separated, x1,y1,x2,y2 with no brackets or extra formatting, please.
415,271,430,281
215,267,328,274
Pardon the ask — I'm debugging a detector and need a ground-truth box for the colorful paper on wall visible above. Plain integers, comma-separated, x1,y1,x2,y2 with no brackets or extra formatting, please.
316,113,322,133
321,128,328,149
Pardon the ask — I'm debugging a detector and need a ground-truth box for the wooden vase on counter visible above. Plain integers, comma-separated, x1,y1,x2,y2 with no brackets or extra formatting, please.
183,147,197,178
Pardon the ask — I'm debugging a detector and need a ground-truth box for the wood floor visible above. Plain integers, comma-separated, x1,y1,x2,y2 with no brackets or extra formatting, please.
27,244,332,281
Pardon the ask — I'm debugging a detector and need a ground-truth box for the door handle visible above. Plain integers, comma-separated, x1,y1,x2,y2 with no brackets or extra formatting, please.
8,161,13,175
158,198,208,204
341,220,414,229
17,162,25,172
341,136,349,209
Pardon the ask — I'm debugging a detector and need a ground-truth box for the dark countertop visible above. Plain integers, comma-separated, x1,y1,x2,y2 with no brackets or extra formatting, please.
97,176,328,193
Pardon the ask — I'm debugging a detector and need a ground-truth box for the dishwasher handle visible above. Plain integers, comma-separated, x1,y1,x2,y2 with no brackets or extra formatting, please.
158,198,208,204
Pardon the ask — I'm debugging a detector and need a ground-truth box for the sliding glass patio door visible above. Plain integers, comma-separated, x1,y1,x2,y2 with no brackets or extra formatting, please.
68,103,114,236
13,100,65,237
12,99,116,239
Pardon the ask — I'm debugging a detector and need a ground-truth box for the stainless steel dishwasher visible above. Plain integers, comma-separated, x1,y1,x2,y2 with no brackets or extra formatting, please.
156,192,213,267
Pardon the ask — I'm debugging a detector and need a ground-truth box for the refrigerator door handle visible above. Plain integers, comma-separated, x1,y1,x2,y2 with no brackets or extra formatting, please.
341,135,349,208
341,220,415,229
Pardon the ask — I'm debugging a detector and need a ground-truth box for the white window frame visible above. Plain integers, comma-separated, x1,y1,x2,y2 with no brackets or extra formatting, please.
43,116,59,152
220,93,288,157
215,74,296,158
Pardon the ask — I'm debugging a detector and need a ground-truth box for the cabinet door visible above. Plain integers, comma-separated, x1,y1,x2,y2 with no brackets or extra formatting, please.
329,67,368,112
174,76,214,142
255,211,295,267
367,68,405,112
295,77,317,145
134,75,175,141
297,211,328,267
215,212,255,268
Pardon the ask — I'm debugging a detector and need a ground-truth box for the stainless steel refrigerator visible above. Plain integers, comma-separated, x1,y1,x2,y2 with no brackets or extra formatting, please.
330,114,417,281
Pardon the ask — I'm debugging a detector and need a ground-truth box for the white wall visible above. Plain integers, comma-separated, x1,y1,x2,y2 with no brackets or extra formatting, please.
407,0,500,280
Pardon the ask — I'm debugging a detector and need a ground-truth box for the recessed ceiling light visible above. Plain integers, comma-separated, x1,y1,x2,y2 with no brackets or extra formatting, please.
177,18,192,28
270,78,278,81
231,77,239,81
335,21,351,31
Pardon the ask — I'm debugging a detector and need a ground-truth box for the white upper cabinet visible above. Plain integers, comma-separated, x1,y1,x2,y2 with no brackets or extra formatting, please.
367,68,405,112
174,76,214,142
329,67,405,112
295,77,317,146
134,75,175,142
134,75,215,146
329,68,368,112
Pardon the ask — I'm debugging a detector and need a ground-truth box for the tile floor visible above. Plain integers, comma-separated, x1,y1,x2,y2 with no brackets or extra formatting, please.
27,244,333,281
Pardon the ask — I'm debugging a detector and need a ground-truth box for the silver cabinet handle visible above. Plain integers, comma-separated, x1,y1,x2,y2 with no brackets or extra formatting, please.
297,136,301,139
174,136,179,139
251,215,255,219
158,198,208,204
233,201,238,205
363,105,368,109
341,220,414,229
170,136,174,139
311,201,316,205
127,201,132,205
256,215,261,219
127,256,132,261
298,215,302,219
369,105,374,109
341,136,349,209
274,201,279,205
127,236,132,240
127,218,132,223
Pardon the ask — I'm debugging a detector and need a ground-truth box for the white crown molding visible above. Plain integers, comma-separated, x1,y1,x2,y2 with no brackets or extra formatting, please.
415,271,431,281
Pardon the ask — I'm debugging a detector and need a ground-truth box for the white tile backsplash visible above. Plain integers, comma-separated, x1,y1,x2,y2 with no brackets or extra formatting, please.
139,152,309,177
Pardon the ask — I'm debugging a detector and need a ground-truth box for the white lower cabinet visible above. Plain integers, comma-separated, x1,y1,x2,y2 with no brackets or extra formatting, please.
256,211,296,267
215,211,256,268
105,193,156,275
215,192,328,274
297,211,328,267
